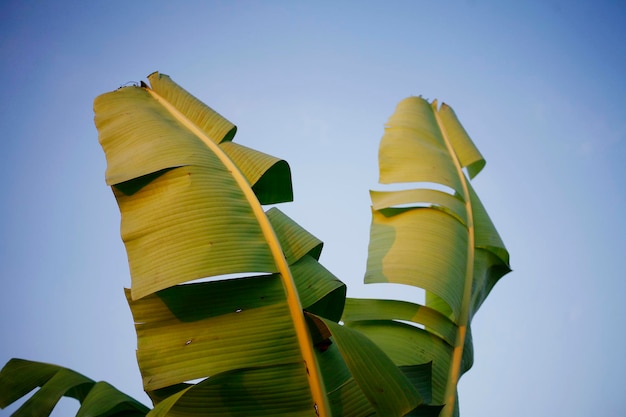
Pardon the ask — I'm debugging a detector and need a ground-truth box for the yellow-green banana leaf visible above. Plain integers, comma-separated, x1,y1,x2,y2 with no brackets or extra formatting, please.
344,96,511,417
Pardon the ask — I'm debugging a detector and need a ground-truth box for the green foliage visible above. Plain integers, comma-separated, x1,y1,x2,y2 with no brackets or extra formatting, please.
0,358,149,417
0,73,510,417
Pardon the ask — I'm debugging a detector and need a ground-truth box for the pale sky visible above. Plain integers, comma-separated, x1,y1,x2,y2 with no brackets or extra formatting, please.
1,1,625,416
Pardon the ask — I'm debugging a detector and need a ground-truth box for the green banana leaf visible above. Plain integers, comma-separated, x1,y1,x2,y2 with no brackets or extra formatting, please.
343,97,511,417
93,73,423,416
138,312,421,417
95,72,329,415
0,358,149,417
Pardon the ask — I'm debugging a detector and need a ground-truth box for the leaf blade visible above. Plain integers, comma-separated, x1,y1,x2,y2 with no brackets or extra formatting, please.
355,96,511,416
0,359,149,417
95,73,333,416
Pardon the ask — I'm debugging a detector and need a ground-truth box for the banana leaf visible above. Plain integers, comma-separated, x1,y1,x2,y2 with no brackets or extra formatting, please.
94,72,330,415
0,358,149,417
343,97,511,417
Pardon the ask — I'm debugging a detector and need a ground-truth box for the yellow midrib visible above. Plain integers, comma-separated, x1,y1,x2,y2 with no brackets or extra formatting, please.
145,86,331,417
433,106,476,417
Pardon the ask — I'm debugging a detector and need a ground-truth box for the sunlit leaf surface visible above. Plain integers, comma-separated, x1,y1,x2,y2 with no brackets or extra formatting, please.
345,96,511,416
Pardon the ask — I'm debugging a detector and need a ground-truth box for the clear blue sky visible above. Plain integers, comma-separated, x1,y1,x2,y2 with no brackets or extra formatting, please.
1,1,625,416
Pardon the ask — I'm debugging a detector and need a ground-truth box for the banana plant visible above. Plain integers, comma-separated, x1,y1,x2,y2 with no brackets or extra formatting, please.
0,73,510,417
